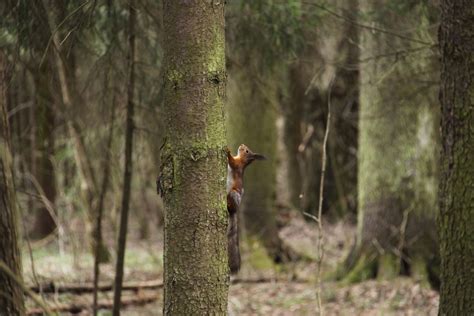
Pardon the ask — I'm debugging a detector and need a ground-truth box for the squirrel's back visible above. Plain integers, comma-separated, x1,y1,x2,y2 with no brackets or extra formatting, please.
225,145,266,274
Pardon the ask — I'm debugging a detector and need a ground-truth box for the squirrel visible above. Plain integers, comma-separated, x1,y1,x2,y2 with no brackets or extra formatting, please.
225,144,266,274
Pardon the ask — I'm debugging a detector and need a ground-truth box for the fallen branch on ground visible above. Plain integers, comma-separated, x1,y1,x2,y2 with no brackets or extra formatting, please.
29,277,310,294
30,279,163,294
27,293,158,315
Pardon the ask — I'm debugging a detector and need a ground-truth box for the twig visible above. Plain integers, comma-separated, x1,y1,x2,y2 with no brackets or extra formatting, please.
315,74,333,316
21,217,42,300
302,1,434,46
298,124,315,153
303,212,320,223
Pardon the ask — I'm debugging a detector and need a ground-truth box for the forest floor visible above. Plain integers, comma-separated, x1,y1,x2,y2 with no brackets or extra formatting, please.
22,216,439,315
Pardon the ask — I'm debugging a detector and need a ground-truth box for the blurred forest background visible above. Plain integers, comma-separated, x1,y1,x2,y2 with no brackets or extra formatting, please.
0,0,472,315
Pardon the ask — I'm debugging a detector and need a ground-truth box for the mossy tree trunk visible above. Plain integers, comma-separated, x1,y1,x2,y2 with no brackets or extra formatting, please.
0,50,26,315
345,0,439,283
161,1,229,314
438,0,474,313
227,66,280,264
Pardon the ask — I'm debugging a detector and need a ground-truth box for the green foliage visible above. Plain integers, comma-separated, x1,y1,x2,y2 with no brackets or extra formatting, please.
228,0,320,69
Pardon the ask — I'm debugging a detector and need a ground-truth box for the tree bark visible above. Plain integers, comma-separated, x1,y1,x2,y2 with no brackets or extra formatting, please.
0,50,26,315
344,0,439,283
438,0,474,314
161,1,229,315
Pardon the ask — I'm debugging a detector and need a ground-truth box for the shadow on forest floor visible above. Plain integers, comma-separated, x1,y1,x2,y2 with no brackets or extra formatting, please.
22,217,438,315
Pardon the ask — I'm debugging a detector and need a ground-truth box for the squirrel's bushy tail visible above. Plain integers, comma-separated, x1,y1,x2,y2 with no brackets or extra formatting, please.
228,212,240,274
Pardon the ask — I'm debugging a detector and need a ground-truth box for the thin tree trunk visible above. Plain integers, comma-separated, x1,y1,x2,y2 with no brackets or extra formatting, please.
30,65,57,239
26,2,58,239
0,49,26,315
40,0,103,255
283,64,304,209
93,97,116,315
161,1,229,314
438,0,474,313
112,1,136,314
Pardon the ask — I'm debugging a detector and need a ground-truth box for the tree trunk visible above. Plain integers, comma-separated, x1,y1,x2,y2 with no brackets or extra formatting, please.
26,2,58,239
438,0,474,313
161,1,229,314
344,0,439,283
283,0,359,218
40,0,106,257
30,63,57,239
227,69,280,264
0,50,26,315
112,0,136,314
283,64,304,209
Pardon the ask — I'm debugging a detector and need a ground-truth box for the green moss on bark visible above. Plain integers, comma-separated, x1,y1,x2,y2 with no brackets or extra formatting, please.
161,1,229,314
438,0,474,313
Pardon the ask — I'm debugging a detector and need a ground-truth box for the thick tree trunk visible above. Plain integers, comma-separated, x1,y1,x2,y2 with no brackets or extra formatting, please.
438,0,474,314
345,1,439,283
0,50,26,315
161,1,229,314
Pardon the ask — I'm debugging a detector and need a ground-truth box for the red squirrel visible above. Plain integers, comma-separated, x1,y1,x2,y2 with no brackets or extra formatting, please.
226,144,266,274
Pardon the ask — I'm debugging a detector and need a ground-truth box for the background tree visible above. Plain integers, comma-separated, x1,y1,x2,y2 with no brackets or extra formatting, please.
285,0,359,217
160,1,228,314
438,0,474,313
112,0,136,313
0,49,25,315
18,1,58,239
226,0,309,266
343,0,440,283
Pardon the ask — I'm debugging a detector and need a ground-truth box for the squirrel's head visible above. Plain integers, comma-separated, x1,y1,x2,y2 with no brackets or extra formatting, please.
238,144,266,166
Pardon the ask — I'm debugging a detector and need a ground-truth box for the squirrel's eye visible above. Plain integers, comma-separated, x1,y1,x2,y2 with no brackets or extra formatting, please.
246,150,249,153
